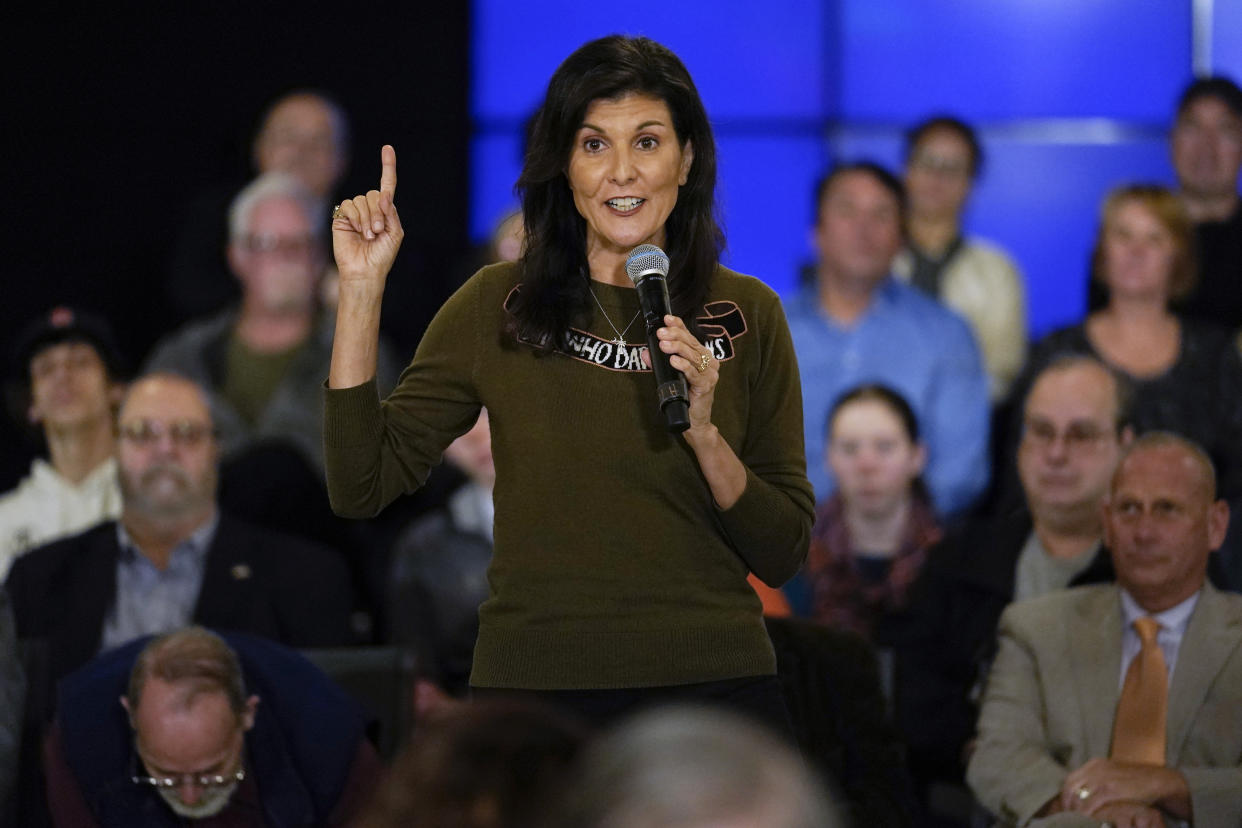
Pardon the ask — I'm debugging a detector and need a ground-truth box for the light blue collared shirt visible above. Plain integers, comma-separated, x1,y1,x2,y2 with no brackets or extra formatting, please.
1118,588,1200,689
783,278,991,517
100,513,219,653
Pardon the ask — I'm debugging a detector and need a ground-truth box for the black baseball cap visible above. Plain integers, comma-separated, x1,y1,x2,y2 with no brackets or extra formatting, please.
13,306,128,381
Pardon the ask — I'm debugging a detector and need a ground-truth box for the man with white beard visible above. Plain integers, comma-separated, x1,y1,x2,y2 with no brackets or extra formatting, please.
147,174,398,473
42,626,380,827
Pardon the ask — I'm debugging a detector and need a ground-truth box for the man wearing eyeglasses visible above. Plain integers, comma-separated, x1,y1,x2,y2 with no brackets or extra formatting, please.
6,373,357,825
146,172,398,475
968,434,1242,826
8,374,360,824
892,355,1135,818
165,91,352,329
43,626,380,827
7,372,355,678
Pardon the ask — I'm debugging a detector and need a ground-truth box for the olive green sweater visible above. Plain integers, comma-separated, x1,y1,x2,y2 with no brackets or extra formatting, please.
324,262,813,689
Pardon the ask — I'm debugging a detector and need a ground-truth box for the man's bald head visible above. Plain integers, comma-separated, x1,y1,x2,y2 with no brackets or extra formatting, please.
1104,432,1230,612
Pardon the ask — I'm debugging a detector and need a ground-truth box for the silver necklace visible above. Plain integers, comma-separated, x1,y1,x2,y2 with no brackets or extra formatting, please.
589,287,642,348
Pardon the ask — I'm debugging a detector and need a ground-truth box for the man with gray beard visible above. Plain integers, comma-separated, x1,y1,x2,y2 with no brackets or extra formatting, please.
5,373,355,746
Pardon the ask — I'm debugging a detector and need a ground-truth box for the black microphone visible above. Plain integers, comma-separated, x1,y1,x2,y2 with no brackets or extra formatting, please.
625,244,691,433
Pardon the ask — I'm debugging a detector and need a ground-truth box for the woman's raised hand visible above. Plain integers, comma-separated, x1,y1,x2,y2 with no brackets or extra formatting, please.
331,145,404,289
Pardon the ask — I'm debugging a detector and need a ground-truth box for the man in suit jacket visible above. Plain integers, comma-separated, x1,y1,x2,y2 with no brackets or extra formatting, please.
895,355,1132,799
6,372,355,679
968,433,1242,827
5,372,357,827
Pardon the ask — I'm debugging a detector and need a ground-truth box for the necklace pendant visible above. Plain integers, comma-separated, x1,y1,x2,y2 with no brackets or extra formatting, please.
614,337,625,348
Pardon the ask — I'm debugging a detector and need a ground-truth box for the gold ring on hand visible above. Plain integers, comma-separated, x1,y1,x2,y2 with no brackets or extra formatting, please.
696,352,711,373
331,204,343,220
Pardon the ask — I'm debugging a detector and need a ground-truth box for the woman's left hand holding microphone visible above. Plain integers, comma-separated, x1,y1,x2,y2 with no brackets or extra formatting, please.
656,314,718,434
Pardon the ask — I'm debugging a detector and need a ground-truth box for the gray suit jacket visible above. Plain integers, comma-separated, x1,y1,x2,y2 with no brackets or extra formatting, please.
967,583,1242,828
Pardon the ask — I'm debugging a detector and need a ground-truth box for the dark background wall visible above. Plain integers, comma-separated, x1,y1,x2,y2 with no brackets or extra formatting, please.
1,4,472,487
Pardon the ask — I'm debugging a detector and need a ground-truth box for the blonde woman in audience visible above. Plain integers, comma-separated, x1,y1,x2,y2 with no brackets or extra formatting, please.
1016,184,1242,498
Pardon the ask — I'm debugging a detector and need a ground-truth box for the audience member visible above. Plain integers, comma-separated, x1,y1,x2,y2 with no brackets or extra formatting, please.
149,173,399,474
894,116,1027,400
0,308,125,578
785,384,941,643
967,433,1242,827
894,356,1132,815
490,209,526,263
1084,76,1242,330
1021,184,1242,499
0,588,22,823
1172,76,1242,328
354,698,586,828
251,91,351,202
547,705,844,828
786,162,990,518
166,90,350,326
6,372,356,692
44,626,380,827
387,409,493,695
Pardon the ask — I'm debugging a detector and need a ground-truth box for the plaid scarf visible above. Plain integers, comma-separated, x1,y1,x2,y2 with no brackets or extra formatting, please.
804,493,942,638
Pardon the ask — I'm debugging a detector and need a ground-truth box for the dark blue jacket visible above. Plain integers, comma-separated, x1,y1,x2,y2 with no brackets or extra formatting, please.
55,631,367,827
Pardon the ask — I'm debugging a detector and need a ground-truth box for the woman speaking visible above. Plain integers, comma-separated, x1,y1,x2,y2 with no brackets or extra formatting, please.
325,35,812,728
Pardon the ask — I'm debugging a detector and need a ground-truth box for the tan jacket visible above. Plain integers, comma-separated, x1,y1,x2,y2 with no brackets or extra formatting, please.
968,583,1242,827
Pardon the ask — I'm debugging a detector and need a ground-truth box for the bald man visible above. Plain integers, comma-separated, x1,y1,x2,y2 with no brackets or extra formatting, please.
44,627,379,827
967,433,1242,827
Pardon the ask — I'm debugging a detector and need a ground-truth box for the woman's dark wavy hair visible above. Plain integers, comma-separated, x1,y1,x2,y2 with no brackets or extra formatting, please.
510,35,724,351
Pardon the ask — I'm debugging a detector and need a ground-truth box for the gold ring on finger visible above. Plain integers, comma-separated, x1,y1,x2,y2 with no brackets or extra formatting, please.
331,204,343,220
696,352,711,373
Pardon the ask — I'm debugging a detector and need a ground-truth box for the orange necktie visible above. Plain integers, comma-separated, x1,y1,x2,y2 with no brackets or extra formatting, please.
1109,616,1167,765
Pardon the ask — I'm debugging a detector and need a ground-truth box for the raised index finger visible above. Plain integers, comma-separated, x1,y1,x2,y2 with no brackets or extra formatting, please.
379,144,397,199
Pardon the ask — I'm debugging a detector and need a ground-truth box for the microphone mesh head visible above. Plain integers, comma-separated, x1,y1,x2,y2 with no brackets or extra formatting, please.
625,244,670,284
